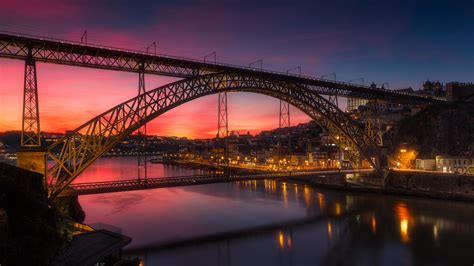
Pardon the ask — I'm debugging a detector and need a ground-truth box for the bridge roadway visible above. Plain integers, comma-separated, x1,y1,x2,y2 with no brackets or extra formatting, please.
0,31,443,104
57,169,372,197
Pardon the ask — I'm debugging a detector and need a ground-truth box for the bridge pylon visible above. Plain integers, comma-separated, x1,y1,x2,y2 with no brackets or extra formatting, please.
21,52,41,148
216,91,229,167
278,99,291,166
136,65,147,181
17,52,47,187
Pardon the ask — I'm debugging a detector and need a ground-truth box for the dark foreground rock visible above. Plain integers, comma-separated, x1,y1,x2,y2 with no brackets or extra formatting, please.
0,162,65,265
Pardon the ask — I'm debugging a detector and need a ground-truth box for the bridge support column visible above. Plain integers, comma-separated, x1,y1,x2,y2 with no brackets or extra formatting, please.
217,91,228,167
279,100,291,166
21,53,41,147
137,66,147,181
17,150,47,187
17,53,47,187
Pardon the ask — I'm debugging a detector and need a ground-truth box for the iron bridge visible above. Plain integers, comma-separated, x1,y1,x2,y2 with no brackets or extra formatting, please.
0,31,445,200
58,169,372,196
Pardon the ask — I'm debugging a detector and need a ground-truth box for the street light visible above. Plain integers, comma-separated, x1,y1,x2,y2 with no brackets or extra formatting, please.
204,51,217,63
287,66,301,76
249,59,263,70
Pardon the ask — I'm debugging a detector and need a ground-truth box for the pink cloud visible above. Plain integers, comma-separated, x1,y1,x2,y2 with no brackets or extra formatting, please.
0,0,83,20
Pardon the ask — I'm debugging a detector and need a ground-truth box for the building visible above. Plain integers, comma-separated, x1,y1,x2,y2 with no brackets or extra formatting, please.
346,97,369,112
446,82,474,102
421,80,444,96
415,159,436,171
435,155,474,174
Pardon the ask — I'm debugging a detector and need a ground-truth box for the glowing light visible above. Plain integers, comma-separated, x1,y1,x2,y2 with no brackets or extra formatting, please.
335,203,341,215
371,215,377,234
433,225,438,239
395,202,411,243
304,186,311,206
400,219,409,242
327,220,332,239
278,231,284,249
317,192,324,209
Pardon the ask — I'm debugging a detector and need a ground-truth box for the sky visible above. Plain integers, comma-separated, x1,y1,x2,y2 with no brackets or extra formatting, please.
0,0,472,138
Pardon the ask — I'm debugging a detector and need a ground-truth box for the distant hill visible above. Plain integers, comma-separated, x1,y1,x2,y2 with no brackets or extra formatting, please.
385,102,474,158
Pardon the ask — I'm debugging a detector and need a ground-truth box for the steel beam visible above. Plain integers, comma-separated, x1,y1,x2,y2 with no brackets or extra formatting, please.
21,53,41,148
0,32,444,104
279,99,291,161
136,66,147,181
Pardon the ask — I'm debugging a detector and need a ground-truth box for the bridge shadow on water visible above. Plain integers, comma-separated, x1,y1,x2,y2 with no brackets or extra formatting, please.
118,180,474,266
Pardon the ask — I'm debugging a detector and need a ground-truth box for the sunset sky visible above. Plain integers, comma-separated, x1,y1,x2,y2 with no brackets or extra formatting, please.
0,0,472,139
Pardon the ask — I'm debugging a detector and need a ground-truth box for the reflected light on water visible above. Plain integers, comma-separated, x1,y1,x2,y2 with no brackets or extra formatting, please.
335,202,341,215
400,219,409,242
278,231,284,249
327,220,332,239
277,230,293,250
304,186,311,206
395,202,412,243
371,215,377,234
282,182,288,207
317,192,324,210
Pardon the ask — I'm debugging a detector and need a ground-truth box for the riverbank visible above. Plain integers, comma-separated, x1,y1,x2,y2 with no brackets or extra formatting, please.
285,170,474,202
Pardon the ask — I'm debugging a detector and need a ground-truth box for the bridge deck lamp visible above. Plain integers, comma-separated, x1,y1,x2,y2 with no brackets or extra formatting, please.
204,51,217,63
146,41,157,56
249,59,263,70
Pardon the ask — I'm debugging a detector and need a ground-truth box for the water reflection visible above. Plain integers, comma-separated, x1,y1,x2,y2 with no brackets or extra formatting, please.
78,159,474,266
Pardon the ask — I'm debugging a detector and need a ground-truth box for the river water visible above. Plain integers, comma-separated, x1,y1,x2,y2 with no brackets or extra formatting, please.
78,158,474,266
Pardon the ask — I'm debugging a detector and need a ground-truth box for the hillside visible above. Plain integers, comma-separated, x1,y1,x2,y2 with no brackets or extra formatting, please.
385,102,474,158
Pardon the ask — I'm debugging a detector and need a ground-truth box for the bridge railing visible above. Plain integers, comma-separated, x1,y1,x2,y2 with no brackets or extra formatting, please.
65,169,373,189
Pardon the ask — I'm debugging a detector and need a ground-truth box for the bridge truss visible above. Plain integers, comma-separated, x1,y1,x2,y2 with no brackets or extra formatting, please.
45,72,381,199
0,32,444,103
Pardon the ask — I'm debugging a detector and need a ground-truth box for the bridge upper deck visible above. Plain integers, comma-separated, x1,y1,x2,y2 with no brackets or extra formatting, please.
0,31,444,104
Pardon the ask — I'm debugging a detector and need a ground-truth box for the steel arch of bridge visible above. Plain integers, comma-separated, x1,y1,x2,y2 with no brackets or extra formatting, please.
46,72,379,199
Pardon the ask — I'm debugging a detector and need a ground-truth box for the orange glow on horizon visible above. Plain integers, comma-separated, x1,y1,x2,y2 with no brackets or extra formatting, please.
0,61,311,138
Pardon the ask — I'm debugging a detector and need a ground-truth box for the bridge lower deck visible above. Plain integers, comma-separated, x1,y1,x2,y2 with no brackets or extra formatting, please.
58,169,372,197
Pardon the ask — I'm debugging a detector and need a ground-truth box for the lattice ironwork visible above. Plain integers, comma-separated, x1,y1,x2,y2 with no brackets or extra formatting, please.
136,69,147,181
217,92,228,138
279,100,291,159
45,72,380,199
216,91,229,166
21,56,41,147
0,32,444,104
364,101,383,146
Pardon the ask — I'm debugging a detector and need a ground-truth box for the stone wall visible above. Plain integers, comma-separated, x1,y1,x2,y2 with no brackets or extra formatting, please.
385,171,474,198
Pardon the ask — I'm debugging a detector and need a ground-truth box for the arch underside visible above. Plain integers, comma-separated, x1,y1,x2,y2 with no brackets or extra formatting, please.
46,72,379,198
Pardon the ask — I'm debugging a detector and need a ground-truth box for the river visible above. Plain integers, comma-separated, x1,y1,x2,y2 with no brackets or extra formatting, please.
77,157,474,266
